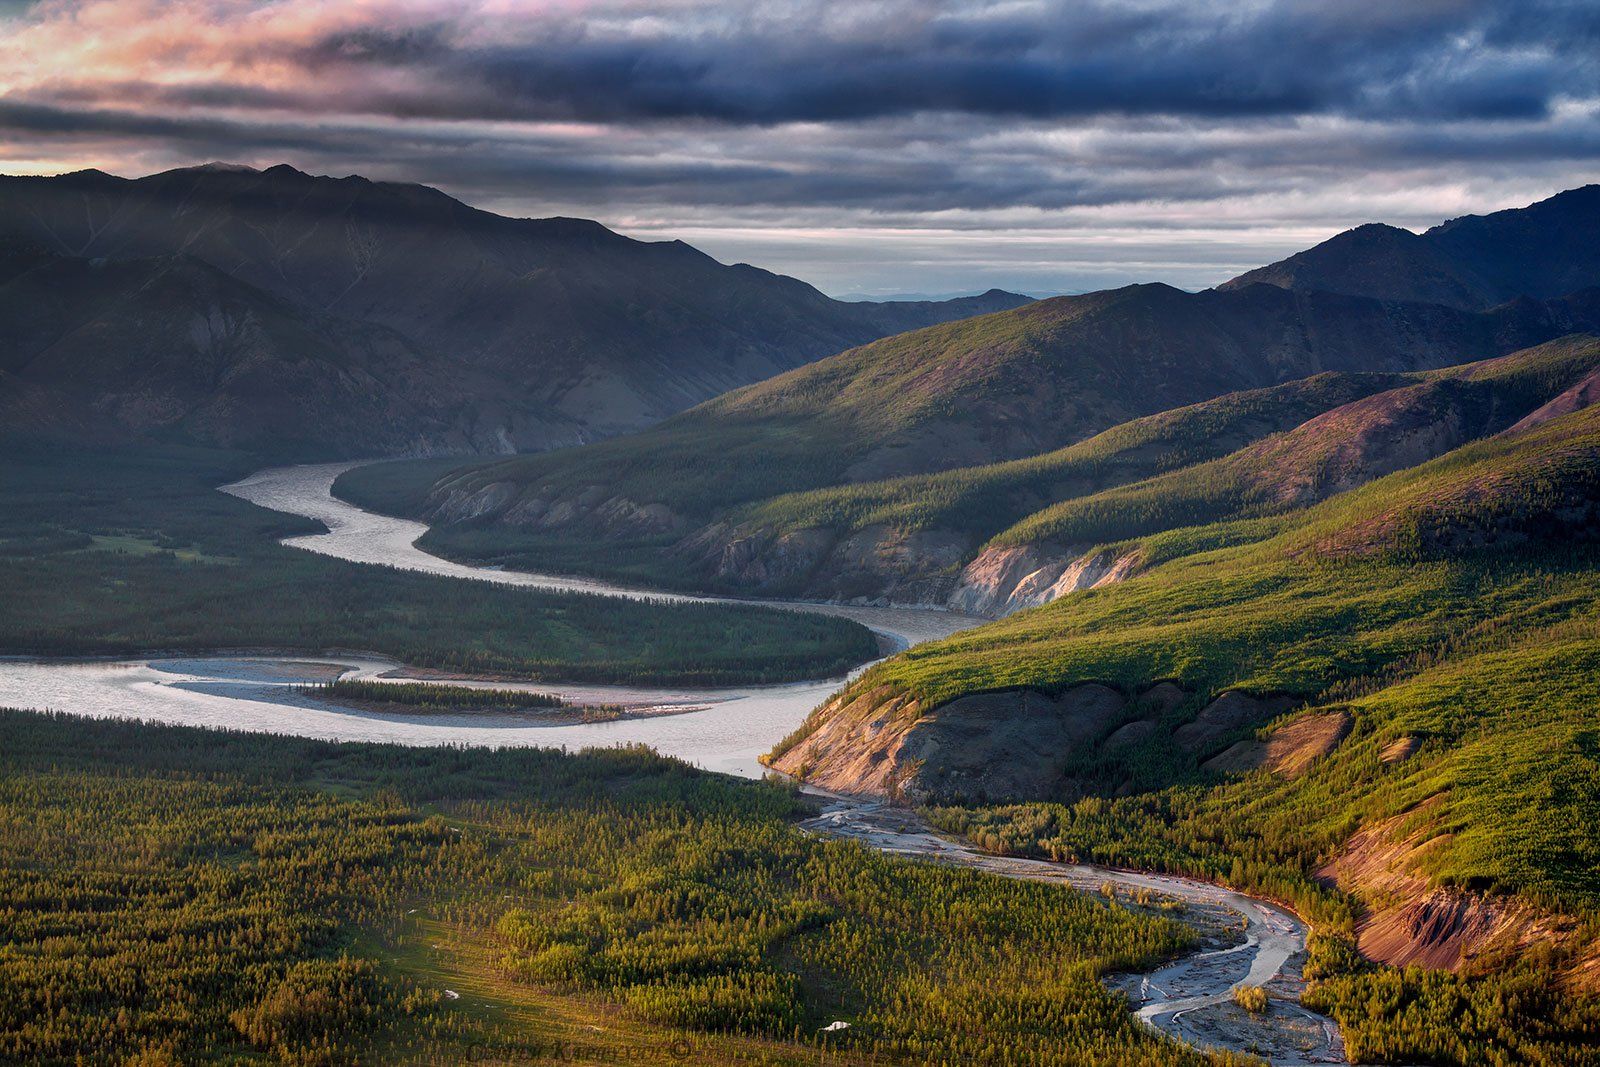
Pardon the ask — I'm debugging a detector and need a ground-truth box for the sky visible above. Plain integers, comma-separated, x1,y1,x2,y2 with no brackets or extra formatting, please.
1,0,1598,298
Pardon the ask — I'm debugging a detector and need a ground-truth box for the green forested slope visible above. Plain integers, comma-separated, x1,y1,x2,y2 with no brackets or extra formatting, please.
735,384,1600,1064
988,337,1600,549
763,398,1600,1064
0,709,1204,1066
814,396,1600,737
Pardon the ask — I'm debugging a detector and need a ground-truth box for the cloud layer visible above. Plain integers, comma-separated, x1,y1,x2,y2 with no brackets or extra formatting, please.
3,0,1598,295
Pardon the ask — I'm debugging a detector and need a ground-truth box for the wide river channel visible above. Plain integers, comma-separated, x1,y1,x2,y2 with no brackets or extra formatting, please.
0,462,982,778
0,462,1344,1063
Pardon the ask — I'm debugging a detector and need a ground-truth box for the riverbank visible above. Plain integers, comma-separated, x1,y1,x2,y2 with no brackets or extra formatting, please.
253,461,1348,1063
800,792,1344,1064
0,459,1345,1061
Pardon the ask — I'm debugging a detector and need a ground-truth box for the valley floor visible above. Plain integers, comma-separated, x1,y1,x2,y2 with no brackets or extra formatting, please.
0,459,1348,1064
7,450,1600,1064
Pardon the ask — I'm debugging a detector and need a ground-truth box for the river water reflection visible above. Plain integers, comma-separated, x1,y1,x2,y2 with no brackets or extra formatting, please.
0,463,982,777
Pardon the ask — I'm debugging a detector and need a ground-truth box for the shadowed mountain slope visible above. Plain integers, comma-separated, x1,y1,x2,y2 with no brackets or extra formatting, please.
1223,185,1600,309
0,163,1029,455
0,244,478,455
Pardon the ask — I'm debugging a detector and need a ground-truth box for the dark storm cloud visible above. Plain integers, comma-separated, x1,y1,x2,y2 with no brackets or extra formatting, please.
288,0,1600,126
2,0,1599,294
17,1,1590,129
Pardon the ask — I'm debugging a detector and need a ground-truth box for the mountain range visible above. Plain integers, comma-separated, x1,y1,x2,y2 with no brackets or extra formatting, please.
368,184,1600,612
328,183,1600,1000
1223,184,1600,310
0,163,1029,455
10,156,1600,1039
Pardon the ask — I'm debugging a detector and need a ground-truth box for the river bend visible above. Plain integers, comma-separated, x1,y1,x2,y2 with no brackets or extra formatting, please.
0,461,1341,1063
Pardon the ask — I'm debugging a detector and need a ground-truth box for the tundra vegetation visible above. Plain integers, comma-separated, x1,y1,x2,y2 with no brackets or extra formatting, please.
876,405,1600,1065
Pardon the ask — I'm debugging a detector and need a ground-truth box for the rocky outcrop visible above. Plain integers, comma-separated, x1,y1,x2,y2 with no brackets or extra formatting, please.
1378,735,1422,764
1319,797,1594,981
885,685,1131,803
769,682,1298,803
431,481,521,524
947,543,1142,616
765,684,926,799
671,520,1146,614
676,523,837,593
768,683,1131,803
1202,708,1353,778
427,480,687,538
676,520,974,603
1171,691,1299,755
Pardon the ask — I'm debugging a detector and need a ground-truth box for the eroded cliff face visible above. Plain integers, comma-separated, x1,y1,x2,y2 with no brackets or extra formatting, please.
767,682,1295,804
671,520,1147,615
427,480,688,538
1319,797,1600,988
946,544,1143,616
419,473,1151,614
673,521,980,604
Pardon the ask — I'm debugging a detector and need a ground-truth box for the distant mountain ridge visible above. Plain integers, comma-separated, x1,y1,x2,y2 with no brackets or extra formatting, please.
0,163,1031,455
1222,185,1600,309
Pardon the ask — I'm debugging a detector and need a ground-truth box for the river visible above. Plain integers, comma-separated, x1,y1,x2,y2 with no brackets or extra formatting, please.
0,463,980,779
0,461,1343,1063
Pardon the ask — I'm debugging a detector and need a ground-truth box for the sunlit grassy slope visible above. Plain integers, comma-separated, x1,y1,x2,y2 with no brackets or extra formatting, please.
747,389,1600,1065
337,339,1600,606
845,396,1600,715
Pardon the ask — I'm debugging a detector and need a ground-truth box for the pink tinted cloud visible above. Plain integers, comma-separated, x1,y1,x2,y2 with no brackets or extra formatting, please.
3,1,453,96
